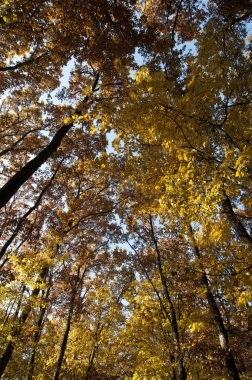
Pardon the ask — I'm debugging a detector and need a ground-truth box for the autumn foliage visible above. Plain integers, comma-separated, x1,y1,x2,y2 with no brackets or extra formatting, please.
0,1,251,379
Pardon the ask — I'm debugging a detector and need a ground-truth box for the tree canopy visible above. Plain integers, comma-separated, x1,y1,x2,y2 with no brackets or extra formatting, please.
0,0,251,379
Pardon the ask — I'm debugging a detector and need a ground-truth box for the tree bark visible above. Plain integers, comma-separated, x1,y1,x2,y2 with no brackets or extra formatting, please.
26,283,51,380
203,273,240,380
83,322,102,380
222,196,252,245
0,161,62,260
84,345,97,380
0,122,73,210
0,76,99,210
0,267,48,377
53,289,76,380
189,227,240,380
149,215,187,380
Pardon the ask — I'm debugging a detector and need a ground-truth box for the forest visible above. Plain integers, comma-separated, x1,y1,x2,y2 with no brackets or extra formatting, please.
0,0,251,379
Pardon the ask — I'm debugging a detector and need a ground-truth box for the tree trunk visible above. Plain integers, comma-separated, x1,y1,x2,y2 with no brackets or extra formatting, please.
149,215,187,380
203,272,240,379
0,267,48,377
189,227,240,380
53,290,76,380
0,81,98,210
0,162,62,260
84,346,97,380
0,122,73,210
222,196,252,245
83,317,104,380
26,283,51,380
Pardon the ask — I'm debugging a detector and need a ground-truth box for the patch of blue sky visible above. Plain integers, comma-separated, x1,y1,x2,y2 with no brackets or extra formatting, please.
106,130,117,154
40,57,75,105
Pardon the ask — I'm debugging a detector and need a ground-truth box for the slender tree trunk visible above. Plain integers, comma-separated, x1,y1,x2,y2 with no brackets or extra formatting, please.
172,366,177,380
149,215,187,380
0,285,24,333
0,161,62,260
26,283,51,380
84,345,97,380
0,76,100,210
83,276,127,380
83,323,102,380
53,290,76,380
0,122,73,210
0,267,48,377
0,52,47,72
222,196,252,245
203,273,240,380
189,227,240,380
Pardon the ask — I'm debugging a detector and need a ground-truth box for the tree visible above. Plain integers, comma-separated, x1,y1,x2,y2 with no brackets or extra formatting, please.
0,1,251,379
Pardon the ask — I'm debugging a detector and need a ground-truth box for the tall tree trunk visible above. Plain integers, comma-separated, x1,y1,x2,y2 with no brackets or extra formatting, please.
84,345,97,380
0,161,62,260
83,322,103,380
0,122,73,210
53,289,76,380
0,267,48,377
149,215,187,380
26,282,51,380
83,276,127,380
0,73,99,210
189,227,240,380
222,195,252,245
